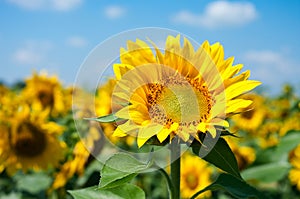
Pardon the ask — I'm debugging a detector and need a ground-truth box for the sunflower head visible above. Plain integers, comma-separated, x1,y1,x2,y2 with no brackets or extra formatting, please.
0,104,66,174
111,35,261,147
289,144,300,190
22,72,70,116
231,93,266,132
180,152,212,198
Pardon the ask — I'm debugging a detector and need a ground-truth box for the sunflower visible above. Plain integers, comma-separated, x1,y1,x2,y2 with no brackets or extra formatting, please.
52,122,103,190
112,35,261,147
257,122,280,148
289,144,300,190
180,152,212,198
225,137,255,170
279,112,300,136
0,105,66,174
95,79,135,146
52,141,90,190
22,72,71,116
231,93,266,132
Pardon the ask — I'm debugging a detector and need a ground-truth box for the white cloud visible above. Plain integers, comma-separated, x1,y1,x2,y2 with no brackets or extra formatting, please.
51,0,82,11
7,0,44,10
6,0,82,11
242,50,300,90
66,36,88,48
104,5,126,19
243,50,286,70
12,41,52,66
172,1,258,28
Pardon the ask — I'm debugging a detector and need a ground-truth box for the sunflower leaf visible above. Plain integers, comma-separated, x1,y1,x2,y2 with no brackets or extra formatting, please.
241,162,291,183
190,173,268,199
15,172,52,194
191,136,242,179
84,113,124,123
255,130,300,164
99,153,152,189
68,184,145,199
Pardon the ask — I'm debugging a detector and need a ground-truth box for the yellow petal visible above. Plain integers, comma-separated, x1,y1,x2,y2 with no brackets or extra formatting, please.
197,123,207,132
225,80,261,100
208,126,217,138
115,106,130,119
113,126,128,137
137,124,163,147
210,118,229,127
157,128,171,143
113,64,134,80
178,131,190,142
226,99,253,113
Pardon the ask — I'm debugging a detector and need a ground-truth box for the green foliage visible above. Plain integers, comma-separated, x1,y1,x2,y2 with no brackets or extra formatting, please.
15,172,52,194
68,184,145,199
99,153,152,189
241,162,291,183
192,136,241,179
85,113,123,123
255,130,300,164
191,173,268,199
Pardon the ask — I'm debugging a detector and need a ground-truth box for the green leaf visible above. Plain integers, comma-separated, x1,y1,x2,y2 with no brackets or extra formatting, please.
69,184,145,199
191,173,268,199
241,162,291,183
192,137,241,179
255,130,300,163
15,172,52,194
99,153,152,188
84,113,123,123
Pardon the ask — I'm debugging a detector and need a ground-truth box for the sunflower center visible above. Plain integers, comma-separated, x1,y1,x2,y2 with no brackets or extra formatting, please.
185,173,199,190
241,109,254,119
38,89,54,107
11,122,47,157
148,75,212,127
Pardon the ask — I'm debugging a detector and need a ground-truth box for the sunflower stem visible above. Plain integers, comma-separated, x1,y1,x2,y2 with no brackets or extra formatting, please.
170,137,181,199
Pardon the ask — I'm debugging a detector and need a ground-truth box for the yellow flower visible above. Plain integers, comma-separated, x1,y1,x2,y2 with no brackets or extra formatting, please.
181,152,212,199
279,112,300,136
0,105,66,174
257,122,280,148
52,123,103,190
95,79,135,146
225,137,256,170
52,141,90,190
289,144,300,190
112,35,261,147
231,94,266,132
22,72,71,116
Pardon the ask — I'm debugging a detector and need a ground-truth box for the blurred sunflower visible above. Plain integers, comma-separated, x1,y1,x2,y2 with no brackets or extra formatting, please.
279,112,300,136
289,144,300,191
95,79,135,146
95,79,119,143
52,141,90,190
231,94,266,132
52,123,103,190
22,72,71,116
113,35,261,147
257,122,280,148
180,152,212,199
0,105,66,174
225,137,256,170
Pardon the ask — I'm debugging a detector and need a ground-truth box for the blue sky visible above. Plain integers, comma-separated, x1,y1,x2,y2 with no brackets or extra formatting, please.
0,0,299,94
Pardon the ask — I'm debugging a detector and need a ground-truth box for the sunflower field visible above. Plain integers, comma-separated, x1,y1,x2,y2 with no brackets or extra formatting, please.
1,36,300,199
